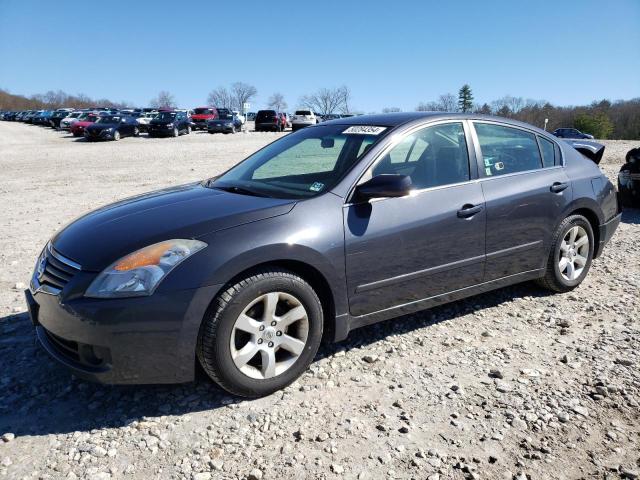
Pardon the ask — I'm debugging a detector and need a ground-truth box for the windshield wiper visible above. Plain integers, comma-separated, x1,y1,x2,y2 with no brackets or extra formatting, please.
213,184,271,198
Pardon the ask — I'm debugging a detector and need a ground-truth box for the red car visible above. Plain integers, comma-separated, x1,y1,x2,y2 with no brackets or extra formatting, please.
191,107,218,131
70,114,99,137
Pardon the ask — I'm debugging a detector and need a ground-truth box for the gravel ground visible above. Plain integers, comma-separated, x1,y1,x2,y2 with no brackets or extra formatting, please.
0,122,638,480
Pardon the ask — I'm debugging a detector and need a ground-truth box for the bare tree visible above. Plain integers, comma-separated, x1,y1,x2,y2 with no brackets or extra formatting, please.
267,92,288,111
207,87,233,109
231,82,257,112
300,86,351,115
438,93,458,112
338,85,352,114
382,107,402,113
149,91,176,109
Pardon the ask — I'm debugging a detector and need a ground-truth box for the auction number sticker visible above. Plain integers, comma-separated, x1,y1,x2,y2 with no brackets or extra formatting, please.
342,126,387,135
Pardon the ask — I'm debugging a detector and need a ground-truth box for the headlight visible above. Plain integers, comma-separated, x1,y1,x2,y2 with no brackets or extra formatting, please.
166,123,173,128
85,239,206,298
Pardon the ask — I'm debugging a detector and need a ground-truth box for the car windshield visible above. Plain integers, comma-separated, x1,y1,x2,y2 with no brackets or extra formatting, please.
209,124,388,199
156,112,176,121
97,116,120,123
218,113,233,119
194,108,213,115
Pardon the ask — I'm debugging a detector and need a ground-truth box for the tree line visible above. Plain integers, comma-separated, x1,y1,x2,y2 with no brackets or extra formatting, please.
413,85,639,140
2,84,638,139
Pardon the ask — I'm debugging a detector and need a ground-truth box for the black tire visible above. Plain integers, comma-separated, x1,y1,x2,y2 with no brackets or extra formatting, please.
172,127,179,137
536,214,594,292
186,125,191,135
197,269,323,398
113,130,120,141
133,127,140,137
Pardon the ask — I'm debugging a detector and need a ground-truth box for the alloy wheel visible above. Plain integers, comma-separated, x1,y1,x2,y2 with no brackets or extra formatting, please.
558,225,589,281
230,291,309,380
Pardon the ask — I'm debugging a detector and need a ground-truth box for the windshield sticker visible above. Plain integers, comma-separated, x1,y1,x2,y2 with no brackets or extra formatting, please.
309,182,325,192
342,126,386,135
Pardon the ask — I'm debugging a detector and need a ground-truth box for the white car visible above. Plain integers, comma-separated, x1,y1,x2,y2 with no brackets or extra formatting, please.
232,110,246,125
59,111,84,130
291,110,317,131
136,112,158,132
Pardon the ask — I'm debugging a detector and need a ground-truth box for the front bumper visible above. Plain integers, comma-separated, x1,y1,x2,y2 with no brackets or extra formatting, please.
594,212,622,258
25,283,221,384
147,125,175,136
208,123,234,133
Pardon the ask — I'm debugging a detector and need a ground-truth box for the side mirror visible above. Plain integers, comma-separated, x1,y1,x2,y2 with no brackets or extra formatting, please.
355,174,412,200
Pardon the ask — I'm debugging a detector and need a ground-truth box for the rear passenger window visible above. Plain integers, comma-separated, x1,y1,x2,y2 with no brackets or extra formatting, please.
371,122,470,189
538,136,555,168
474,123,542,176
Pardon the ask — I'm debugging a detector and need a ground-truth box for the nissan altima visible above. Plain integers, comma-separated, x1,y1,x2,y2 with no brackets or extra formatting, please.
25,113,621,397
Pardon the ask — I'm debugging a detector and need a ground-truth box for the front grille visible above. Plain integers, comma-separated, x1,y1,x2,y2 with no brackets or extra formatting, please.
38,246,81,293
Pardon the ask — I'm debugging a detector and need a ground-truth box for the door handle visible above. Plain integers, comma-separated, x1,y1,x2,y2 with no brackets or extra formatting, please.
457,204,483,218
550,182,569,193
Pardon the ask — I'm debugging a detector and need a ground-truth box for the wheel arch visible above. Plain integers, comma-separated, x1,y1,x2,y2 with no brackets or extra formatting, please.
564,206,601,256
205,258,338,344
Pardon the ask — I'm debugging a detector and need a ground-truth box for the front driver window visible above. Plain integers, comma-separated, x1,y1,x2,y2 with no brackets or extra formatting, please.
371,122,470,189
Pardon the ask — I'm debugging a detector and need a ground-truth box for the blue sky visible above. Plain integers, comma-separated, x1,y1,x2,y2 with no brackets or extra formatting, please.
0,0,638,112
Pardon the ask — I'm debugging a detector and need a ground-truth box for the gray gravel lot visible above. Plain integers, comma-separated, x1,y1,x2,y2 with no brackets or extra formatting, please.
0,122,638,479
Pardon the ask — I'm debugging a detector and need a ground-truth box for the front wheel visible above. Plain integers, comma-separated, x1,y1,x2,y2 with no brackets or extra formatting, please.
186,125,191,134
113,130,120,141
172,127,179,137
133,127,140,137
537,214,594,292
197,269,323,398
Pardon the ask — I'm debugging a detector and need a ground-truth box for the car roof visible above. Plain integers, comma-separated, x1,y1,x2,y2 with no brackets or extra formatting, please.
320,112,552,133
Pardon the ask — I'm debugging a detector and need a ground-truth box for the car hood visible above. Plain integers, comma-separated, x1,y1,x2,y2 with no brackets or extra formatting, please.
73,121,95,128
192,114,214,120
87,122,118,130
51,182,295,271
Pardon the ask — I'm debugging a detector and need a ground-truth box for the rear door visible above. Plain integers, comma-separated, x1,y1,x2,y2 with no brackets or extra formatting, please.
471,121,572,281
344,121,486,316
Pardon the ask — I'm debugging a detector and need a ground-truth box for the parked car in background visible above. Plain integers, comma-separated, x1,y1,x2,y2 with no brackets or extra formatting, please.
147,110,191,137
291,110,317,131
70,113,101,137
60,111,85,130
246,112,256,121
254,110,284,132
191,107,218,131
135,111,157,132
207,111,242,134
552,128,594,139
618,147,640,208
49,109,74,128
24,111,41,123
84,115,140,141
231,110,246,125
280,112,291,129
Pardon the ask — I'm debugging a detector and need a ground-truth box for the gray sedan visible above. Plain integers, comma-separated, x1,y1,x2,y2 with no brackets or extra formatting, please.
26,112,621,397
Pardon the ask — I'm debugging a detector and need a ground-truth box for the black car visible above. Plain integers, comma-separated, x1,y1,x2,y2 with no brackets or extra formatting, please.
147,111,191,137
49,110,73,128
255,110,284,132
207,111,242,134
25,113,621,398
618,147,640,208
84,115,140,141
552,128,594,139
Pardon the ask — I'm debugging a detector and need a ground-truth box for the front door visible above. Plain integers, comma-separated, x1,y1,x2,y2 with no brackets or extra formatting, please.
344,121,486,317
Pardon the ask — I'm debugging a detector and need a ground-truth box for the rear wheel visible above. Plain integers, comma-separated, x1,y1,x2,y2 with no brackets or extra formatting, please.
537,215,594,292
197,269,323,398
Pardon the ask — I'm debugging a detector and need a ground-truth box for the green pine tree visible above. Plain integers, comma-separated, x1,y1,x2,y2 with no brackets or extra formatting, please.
458,84,474,113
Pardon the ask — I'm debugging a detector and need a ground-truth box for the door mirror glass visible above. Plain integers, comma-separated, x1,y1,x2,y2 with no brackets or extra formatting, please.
355,174,412,200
